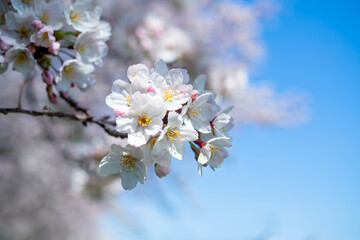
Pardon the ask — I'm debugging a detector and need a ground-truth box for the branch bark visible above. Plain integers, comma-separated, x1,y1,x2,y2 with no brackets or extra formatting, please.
0,107,126,138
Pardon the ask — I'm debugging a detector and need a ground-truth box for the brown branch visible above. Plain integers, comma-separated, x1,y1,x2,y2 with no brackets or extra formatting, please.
59,92,90,116
0,107,126,138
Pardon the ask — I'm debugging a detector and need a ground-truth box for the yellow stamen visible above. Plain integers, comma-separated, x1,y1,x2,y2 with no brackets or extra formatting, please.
120,155,135,173
64,66,74,78
163,87,178,101
41,11,51,22
209,145,219,158
77,44,87,54
190,106,204,119
18,27,29,38
125,91,132,105
167,129,183,143
16,53,26,64
70,11,81,21
138,113,152,126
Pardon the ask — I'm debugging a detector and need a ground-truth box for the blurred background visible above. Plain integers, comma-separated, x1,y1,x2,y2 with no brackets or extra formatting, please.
0,0,359,239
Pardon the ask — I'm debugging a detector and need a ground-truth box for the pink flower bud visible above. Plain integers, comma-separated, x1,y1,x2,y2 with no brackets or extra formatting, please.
32,19,43,29
146,84,155,93
27,45,36,54
46,86,58,104
49,42,60,55
191,90,199,99
49,92,58,104
42,67,54,85
155,164,171,178
71,82,75,88
0,40,11,52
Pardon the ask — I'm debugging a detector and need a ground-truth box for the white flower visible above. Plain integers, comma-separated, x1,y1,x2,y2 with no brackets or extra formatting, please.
115,92,167,147
140,135,172,167
1,11,36,47
99,144,146,190
0,55,8,74
5,47,36,74
152,112,198,163
197,137,232,174
11,0,35,13
55,59,95,92
34,0,65,30
65,0,102,32
75,21,111,66
181,92,219,133
151,59,192,111
106,64,150,115
211,106,234,138
30,26,55,48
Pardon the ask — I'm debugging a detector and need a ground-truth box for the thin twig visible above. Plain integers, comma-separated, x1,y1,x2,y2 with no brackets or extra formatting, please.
59,92,90,116
0,107,126,139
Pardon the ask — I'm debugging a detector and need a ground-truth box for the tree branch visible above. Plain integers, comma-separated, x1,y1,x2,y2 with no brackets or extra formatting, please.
59,92,90,116
0,107,126,138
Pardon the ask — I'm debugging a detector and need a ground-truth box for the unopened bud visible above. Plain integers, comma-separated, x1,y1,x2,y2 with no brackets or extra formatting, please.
146,84,155,93
42,67,54,85
191,90,199,99
155,164,171,178
32,19,43,29
27,45,36,54
0,40,11,52
46,86,58,104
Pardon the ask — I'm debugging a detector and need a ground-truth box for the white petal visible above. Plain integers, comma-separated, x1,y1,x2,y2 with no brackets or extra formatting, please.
127,63,149,81
208,137,232,147
116,117,136,133
167,111,183,128
120,172,139,190
194,74,206,91
179,125,198,141
170,140,185,160
155,59,168,76
144,117,162,136
128,131,148,147
99,153,121,175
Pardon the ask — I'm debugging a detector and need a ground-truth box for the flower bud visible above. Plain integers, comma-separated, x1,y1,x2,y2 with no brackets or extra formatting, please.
191,90,199,99
49,42,60,55
146,84,155,93
42,67,54,85
32,19,43,29
27,45,36,54
0,40,11,53
46,86,58,104
155,164,171,178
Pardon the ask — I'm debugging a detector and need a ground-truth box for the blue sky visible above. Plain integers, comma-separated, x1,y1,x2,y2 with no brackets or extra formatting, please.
100,1,360,239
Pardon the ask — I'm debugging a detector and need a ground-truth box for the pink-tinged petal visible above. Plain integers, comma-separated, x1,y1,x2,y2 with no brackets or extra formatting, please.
155,163,171,178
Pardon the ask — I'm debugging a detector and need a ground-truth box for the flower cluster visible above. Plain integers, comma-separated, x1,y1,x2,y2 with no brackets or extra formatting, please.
0,0,110,102
99,60,233,190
